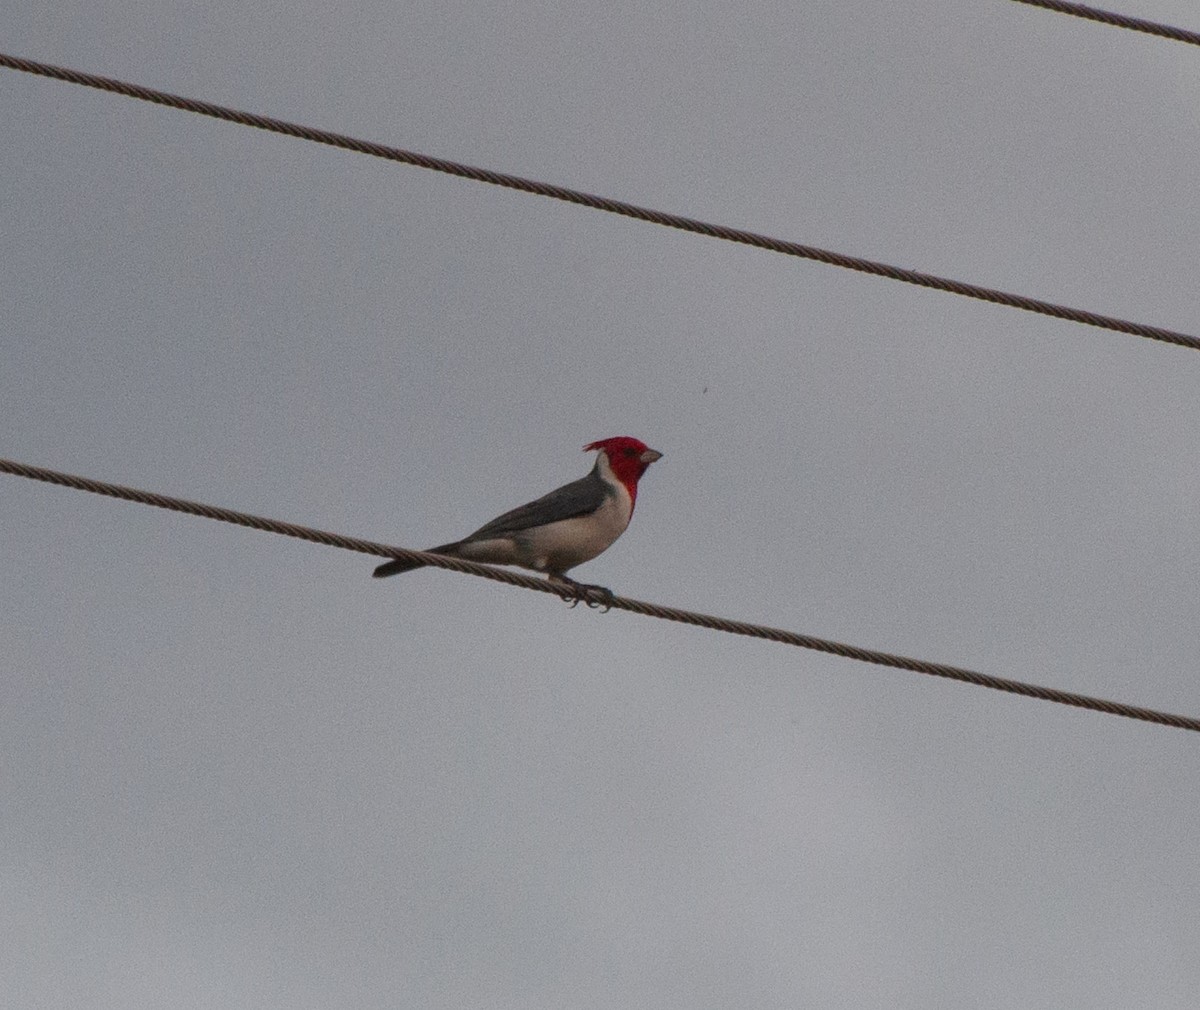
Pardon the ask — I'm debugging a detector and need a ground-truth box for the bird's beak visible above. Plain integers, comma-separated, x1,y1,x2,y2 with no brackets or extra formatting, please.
640,448,663,464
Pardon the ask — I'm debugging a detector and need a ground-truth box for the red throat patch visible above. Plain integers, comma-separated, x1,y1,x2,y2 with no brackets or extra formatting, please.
583,436,660,511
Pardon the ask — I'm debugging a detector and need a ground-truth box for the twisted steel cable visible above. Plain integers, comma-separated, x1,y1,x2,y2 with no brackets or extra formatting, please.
5,455,1199,734
1011,0,1200,47
2,51,1198,352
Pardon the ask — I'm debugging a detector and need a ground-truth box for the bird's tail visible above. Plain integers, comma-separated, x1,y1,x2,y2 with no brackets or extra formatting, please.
372,557,425,578
372,543,459,579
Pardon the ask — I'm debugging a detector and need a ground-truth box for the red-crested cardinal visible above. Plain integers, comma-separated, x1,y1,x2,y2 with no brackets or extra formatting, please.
373,436,662,603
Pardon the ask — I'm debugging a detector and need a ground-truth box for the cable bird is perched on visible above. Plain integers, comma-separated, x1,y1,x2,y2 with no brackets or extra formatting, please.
373,436,662,604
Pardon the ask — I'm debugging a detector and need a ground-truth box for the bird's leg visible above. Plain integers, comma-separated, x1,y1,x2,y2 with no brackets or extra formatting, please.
547,574,615,612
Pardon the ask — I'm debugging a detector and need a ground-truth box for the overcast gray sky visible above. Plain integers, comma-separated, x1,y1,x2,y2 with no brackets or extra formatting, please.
4,2,1200,1007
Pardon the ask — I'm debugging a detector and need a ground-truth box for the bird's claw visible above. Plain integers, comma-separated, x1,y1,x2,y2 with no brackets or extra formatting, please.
579,584,614,612
552,578,614,612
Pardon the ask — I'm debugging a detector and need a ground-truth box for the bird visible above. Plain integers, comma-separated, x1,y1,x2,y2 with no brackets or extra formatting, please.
373,436,662,602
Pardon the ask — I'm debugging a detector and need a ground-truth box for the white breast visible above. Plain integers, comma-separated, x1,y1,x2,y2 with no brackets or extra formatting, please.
515,483,633,575
452,451,635,577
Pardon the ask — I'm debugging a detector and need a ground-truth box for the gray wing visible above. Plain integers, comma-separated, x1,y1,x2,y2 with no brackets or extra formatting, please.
459,469,609,543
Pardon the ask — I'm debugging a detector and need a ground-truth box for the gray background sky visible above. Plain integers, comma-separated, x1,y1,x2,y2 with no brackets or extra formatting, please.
4,2,1200,1007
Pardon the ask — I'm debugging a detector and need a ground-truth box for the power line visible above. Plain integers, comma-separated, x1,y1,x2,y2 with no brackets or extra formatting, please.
4,454,1199,734
1011,0,1200,47
2,52,1198,353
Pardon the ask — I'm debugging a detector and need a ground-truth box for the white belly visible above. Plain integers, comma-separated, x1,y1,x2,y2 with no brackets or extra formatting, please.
514,493,632,574
456,482,632,576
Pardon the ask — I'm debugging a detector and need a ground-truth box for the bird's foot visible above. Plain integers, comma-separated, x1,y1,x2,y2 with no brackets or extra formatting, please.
549,576,615,612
